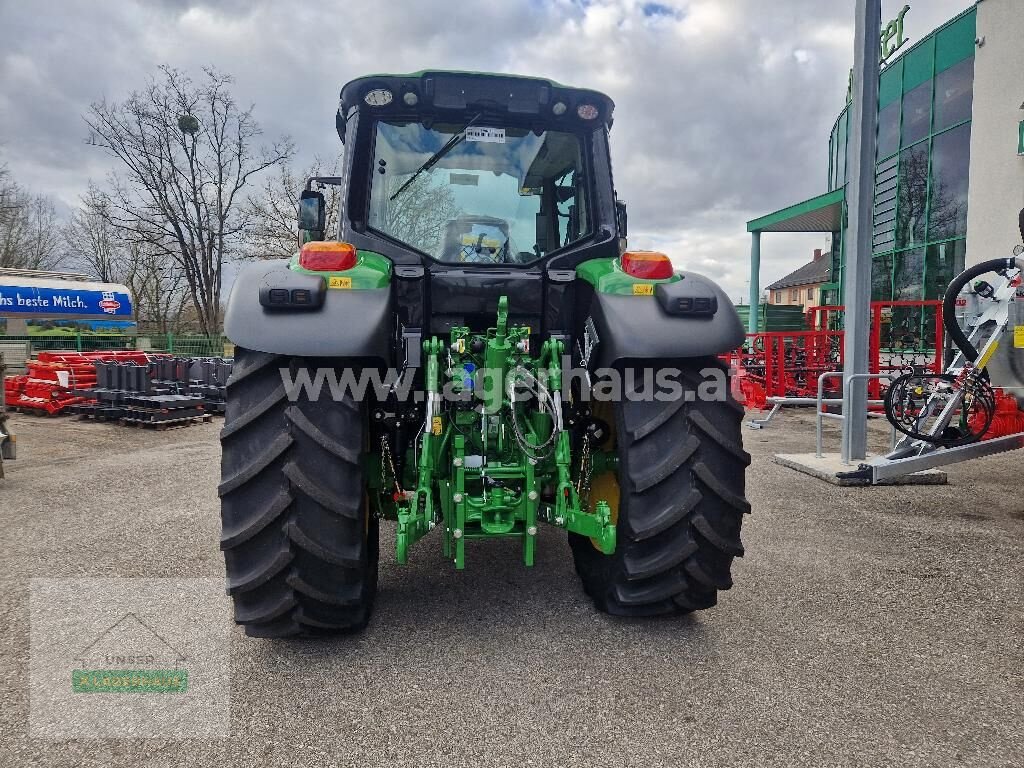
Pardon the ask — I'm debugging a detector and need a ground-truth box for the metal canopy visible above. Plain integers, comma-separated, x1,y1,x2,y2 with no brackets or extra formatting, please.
746,188,845,233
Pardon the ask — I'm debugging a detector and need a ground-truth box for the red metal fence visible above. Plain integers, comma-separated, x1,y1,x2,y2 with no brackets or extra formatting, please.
724,300,944,405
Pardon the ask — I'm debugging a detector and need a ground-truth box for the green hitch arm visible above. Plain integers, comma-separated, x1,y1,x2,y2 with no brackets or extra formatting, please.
397,337,443,564
546,337,615,554
548,424,615,554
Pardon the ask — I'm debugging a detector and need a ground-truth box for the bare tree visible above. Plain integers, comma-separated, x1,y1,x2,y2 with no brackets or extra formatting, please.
64,184,121,281
84,66,293,335
377,175,460,255
245,157,342,259
122,243,190,335
0,164,13,224
65,188,189,333
0,167,62,270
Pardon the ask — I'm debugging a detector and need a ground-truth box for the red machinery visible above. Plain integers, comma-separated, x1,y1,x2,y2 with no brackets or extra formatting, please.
4,350,150,415
724,300,945,407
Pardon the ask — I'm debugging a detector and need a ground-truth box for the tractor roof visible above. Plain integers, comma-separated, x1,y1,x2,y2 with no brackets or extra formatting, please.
339,70,615,127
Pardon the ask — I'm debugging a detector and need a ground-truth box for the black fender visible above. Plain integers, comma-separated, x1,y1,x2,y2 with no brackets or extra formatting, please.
589,272,745,367
224,260,393,363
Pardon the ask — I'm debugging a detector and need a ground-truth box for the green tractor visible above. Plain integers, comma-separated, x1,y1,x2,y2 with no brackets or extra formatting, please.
219,71,750,636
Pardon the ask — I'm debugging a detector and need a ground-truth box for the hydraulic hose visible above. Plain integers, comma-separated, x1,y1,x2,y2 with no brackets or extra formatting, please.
942,256,1024,363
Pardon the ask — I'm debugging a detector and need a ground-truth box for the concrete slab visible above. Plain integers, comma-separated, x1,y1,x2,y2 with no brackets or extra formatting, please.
774,452,948,486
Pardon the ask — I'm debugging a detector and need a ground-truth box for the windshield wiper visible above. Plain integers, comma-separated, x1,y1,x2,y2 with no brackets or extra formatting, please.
389,113,481,202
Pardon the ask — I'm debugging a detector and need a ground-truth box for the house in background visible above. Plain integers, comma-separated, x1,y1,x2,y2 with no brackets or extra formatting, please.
765,248,831,309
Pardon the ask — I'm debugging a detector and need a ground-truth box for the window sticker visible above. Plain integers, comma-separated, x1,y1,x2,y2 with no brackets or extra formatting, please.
465,126,505,144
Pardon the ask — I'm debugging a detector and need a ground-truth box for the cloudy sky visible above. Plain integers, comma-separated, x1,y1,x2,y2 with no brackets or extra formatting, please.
0,0,970,300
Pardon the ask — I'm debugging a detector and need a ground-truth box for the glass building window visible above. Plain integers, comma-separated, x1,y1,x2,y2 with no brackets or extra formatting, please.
873,155,898,253
901,80,933,147
835,113,848,187
877,101,900,159
893,248,925,300
896,143,929,248
872,255,893,301
927,123,971,242
933,57,973,130
924,240,966,299
884,304,931,351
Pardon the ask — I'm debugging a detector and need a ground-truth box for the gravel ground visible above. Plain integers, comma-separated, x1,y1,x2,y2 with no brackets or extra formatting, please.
0,409,1021,767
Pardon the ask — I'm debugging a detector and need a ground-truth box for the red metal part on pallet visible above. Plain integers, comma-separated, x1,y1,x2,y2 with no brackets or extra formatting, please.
2,349,149,415
722,301,945,407
4,375,27,399
36,351,150,365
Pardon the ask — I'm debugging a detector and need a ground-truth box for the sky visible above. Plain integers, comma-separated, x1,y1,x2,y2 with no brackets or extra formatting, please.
0,0,972,302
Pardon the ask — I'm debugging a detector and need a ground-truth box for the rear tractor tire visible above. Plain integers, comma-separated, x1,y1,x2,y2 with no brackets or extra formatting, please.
569,359,751,616
218,348,378,637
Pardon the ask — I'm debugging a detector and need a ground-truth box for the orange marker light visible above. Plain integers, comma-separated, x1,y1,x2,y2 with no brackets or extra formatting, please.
299,241,358,272
621,251,673,280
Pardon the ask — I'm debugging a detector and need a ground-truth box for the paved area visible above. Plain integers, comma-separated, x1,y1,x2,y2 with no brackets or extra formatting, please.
0,409,1021,767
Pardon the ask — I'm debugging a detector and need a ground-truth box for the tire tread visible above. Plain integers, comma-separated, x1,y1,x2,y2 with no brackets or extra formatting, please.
570,359,749,617
219,348,378,637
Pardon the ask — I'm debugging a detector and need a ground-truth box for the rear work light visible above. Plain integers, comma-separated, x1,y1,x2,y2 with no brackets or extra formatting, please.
299,241,357,272
621,251,674,280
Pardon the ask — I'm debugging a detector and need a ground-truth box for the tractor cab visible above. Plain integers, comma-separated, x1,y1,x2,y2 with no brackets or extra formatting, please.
296,71,623,336
329,71,618,266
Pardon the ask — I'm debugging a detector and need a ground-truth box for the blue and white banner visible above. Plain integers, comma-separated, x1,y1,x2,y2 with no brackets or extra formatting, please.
0,282,134,319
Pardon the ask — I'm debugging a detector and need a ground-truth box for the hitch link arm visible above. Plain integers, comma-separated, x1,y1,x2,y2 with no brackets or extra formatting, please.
397,337,443,564
545,338,616,555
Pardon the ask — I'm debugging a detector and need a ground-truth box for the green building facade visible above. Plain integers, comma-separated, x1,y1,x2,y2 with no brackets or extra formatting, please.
747,6,982,329
823,7,977,307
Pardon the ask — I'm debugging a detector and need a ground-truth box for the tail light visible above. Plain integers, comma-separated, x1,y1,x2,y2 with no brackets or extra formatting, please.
299,241,357,271
621,251,674,280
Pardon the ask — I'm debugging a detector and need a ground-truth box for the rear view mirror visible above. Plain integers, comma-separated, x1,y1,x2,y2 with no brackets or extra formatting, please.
615,199,628,253
615,199,628,237
298,190,326,246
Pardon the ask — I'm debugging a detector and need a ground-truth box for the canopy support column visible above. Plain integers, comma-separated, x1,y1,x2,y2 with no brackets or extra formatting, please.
748,231,761,334
841,0,881,463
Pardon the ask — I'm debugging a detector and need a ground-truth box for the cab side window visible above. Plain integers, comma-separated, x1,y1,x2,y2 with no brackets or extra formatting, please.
554,167,588,248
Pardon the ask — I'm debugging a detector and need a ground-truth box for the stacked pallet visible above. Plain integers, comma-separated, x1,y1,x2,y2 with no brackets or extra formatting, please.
5,351,233,425
4,351,148,416
72,360,206,426
70,355,232,428
150,357,231,413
